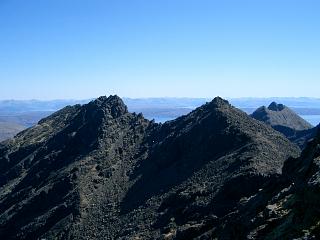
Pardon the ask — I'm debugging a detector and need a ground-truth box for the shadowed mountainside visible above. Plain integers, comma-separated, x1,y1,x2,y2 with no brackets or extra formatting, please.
214,129,320,239
0,96,299,239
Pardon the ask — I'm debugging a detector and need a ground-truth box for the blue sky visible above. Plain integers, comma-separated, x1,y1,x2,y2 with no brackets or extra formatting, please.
0,0,319,99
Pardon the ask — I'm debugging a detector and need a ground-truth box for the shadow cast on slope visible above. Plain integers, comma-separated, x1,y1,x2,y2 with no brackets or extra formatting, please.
120,114,250,214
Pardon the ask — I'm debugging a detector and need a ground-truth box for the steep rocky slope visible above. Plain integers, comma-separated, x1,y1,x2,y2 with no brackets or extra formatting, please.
0,96,299,240
214,129,320,240
251,102,317,148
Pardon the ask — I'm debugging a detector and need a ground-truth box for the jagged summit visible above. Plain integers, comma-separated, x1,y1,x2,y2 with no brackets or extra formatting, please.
190,96,232,116
251,102,313,131
87,95,128,118
251,102,315,148
209,96,230,107
94,95,125,108
268,101,286,111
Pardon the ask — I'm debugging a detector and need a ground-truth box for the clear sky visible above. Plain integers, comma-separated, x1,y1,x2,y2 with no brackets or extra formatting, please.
0,0,319,99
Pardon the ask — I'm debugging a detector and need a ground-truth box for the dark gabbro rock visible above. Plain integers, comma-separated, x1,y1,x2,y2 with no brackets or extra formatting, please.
215,129,320,240
268,102,285,111
0,96,299,240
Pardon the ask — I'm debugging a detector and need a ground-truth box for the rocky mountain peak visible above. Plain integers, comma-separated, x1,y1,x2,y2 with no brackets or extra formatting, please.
251,102,314,149
210,96,230,107
251,102,312,131
87,95,128,118
200,97,232,114
268,102,286,111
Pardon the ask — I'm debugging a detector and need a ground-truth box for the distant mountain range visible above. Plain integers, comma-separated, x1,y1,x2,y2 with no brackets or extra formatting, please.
2,97,320,114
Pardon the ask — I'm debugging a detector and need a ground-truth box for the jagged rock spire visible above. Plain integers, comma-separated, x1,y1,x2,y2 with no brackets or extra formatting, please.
268,102,285,111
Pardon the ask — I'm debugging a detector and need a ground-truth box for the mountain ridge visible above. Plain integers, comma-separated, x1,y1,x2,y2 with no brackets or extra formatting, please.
0,95,300,239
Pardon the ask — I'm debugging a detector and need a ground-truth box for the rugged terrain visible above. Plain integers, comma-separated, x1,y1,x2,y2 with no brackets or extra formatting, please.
251,102,317,148
0,96,300,239
214,128,320,239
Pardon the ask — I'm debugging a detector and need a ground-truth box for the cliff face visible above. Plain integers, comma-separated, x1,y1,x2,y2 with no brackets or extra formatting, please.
0,96,299,240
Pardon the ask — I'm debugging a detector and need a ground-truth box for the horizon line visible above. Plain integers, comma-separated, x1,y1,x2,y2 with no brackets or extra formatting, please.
0,96,320,101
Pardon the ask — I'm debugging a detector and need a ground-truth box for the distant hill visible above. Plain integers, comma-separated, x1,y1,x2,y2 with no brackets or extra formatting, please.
251,102,317,148
251,102,313,130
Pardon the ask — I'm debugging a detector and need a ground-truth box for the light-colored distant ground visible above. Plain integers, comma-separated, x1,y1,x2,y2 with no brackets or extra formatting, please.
0,122,25,142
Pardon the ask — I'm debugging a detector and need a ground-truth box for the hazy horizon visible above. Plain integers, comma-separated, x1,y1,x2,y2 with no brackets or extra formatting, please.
1,96,320,101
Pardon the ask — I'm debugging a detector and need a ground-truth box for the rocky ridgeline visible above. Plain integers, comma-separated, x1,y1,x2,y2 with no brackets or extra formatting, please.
0,96,301,239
